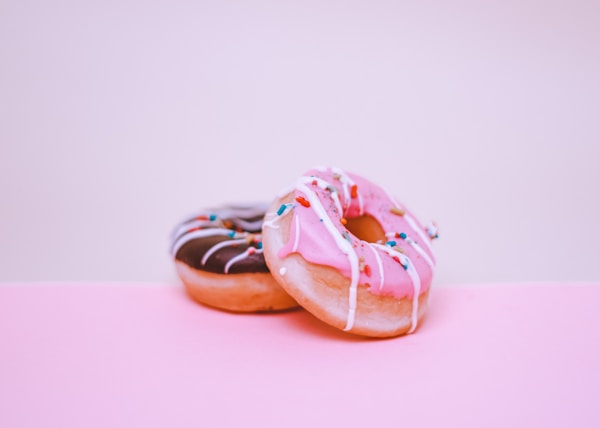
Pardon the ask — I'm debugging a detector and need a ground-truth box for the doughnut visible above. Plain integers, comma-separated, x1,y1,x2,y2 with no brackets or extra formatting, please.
262,167,438,337
171,203,298,312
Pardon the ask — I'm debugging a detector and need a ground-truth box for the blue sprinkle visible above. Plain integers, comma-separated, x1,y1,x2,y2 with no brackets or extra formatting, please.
399,232,407,240
386,241,396,247
228,231,236,238
402,263,408,270
209,214,217,221
277,204,287,216
257,242,263,249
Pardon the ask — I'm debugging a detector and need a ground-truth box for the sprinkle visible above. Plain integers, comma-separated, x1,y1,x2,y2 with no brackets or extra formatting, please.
350,184,358,198
196,215,209,220
312,179,318,186
295,196,311,208
399,232,407,240
276,204,287,215
333,173,341,180
223,220,233,229
386,241,396,247
228,231,236,238
340,218,347,225
364,264,372,277
342,231,352,243
209,214,217,221
256,241,263,249
248,247,256,255
426,222,439,240
390,207,405,216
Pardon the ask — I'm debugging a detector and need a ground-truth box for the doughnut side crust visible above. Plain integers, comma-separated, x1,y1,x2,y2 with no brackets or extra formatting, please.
175,261,298,313
262,195,430,337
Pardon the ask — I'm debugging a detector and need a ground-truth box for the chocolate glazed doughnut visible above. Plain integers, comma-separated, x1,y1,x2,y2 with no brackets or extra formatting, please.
171,203,298,312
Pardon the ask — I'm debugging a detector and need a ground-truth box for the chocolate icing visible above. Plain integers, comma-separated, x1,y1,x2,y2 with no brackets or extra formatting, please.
171,204,270,274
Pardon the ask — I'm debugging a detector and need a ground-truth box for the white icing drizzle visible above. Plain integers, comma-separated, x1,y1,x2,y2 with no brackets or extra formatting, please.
384,191,436,261
405,259,421,333
368,243,385,291
201,238,248,265
331,166,364,215
175,204,265,231
171,229,235,257
171,219,213,241
207,204,267,222
263,203,293,230
307,176,344,215
291,215,301,252
224,247,264,273
404,214,435,260
171,204,266,251
384,232,435,270
296,178,360,331
407,239,435,269
372,243,421,332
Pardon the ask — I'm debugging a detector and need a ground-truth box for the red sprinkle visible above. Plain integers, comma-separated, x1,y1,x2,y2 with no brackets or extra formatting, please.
364,264,372,277
312,179,318,186
248,248,255,255
351,184,358,198
295,196,311,207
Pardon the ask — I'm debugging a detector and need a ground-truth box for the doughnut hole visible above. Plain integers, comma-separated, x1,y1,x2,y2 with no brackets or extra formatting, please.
344,215,386,244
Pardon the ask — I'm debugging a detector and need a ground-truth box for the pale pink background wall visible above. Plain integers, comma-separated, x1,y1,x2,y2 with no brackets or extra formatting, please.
1,0,599,285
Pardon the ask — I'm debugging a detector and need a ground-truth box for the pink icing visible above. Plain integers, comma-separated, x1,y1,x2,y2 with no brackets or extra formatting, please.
271,167,437,332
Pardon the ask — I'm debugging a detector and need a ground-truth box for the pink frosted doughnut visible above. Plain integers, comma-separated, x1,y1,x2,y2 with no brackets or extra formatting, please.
262,167,438,337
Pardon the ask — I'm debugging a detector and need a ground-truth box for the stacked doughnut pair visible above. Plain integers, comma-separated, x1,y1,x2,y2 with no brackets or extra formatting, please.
171,166,439,338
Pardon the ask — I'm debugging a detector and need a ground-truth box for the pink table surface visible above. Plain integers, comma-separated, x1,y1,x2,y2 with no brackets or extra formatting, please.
1,283,599,428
